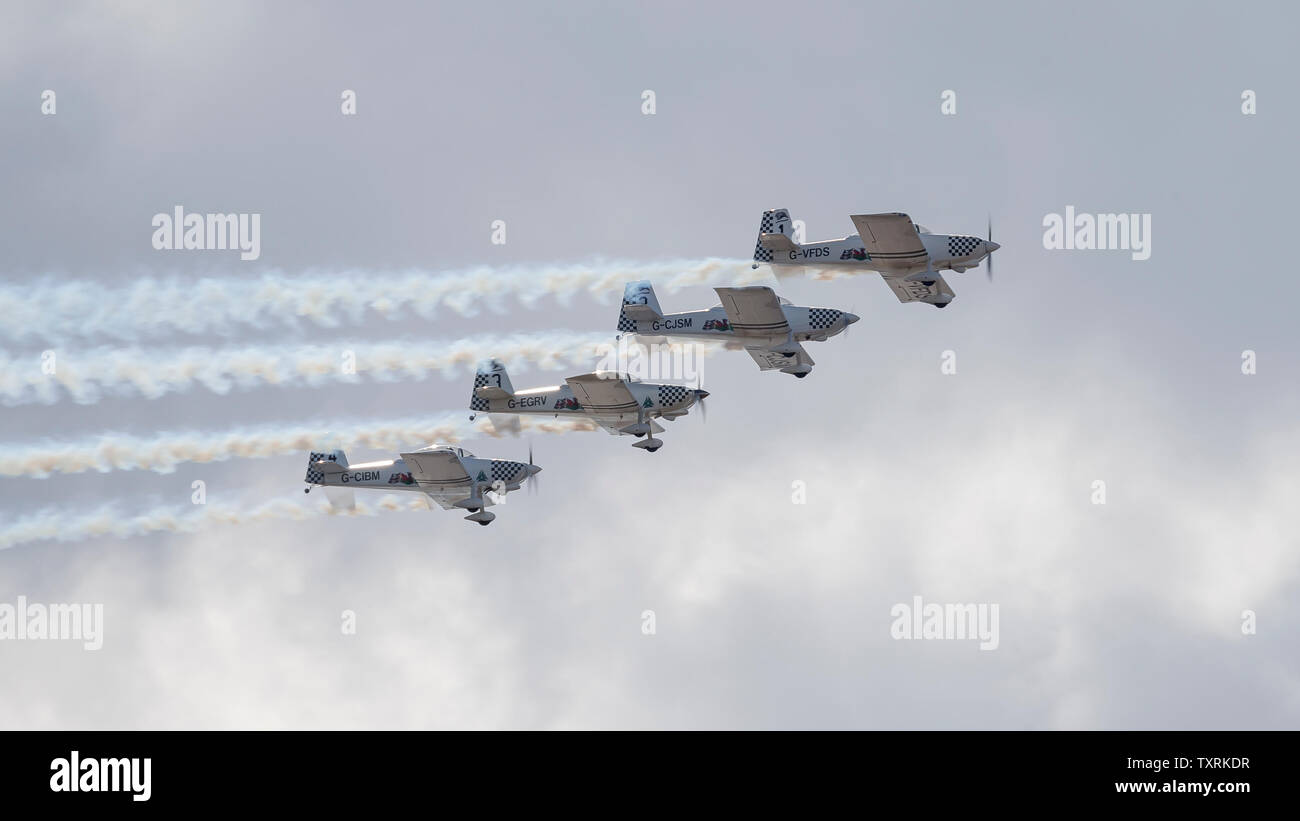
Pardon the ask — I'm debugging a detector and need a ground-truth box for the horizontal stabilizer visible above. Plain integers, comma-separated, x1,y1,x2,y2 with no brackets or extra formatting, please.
474,385,512,400
323,487,355,511
485,413,523,436
759,232,798,252
622,304,662,321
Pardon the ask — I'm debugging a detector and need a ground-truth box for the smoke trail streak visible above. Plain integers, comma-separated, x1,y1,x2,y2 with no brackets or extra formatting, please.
0,258,769,344
0,494,432,551
0,331,638,406
0,413,597,478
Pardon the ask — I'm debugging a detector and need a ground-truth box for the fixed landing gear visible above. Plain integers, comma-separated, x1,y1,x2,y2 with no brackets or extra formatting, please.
464,509,496,526
626,409,664,452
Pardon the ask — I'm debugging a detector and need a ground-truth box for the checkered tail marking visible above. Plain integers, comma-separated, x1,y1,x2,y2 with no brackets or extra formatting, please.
305,451,335,484
470,372,489,411
753,210,776,263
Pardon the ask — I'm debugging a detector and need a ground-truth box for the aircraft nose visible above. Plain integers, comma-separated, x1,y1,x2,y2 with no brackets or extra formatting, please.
527,464,542,476
696,389,710,399
843,312,860,325
985,241,1001,253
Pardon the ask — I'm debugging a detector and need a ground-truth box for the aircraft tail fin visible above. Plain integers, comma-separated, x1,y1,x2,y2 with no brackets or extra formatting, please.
305,449,348,485
753,208,799,263
617,280,664,332
471,359,514,410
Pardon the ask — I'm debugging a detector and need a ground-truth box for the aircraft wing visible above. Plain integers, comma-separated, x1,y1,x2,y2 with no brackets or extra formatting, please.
881,273,955,308
745,344,815,373
593,418,665,435
564,373,641,414
399,449,473,490
849,213,931,274
714,286,791,336
424,490,498,510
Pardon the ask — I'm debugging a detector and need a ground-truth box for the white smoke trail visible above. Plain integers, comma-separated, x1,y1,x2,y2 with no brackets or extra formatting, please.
0,494,432,551
0,258,769,344
0,331,621,406
0,413,597,478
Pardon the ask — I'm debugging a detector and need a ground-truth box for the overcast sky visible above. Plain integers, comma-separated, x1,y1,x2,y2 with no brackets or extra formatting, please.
0,0,1296,729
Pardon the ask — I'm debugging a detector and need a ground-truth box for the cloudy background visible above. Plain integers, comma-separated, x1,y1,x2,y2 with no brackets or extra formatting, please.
0,0,1296,728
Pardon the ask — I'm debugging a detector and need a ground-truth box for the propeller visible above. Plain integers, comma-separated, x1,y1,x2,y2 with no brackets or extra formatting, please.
985,217,996,282
694,374,708,423
527,442,539,495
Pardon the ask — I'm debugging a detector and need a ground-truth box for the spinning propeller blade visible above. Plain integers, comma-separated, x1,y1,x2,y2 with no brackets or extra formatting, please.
528,442,539,495
985,217,995,282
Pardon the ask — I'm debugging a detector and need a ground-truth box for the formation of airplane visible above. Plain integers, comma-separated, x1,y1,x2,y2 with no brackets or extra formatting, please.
751,208,999,309
301,205,999,523
468,358,707,452
616,280,857,378
303,444,540,525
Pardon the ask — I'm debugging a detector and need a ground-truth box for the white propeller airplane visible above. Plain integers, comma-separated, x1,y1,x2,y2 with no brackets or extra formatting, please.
303,444,541,526
468,359,707,452
616,280,857,378
751,208,1000,309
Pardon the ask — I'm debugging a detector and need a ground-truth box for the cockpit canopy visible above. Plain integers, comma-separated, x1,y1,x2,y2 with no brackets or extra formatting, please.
711,297,791,308
591,370,641,383
417,444,474,458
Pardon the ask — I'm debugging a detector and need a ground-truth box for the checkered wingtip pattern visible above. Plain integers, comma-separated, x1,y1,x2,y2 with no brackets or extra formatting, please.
808,308,843,330
470,371,489,411
753,210,776,262
657,385,691,406
948,235,982,257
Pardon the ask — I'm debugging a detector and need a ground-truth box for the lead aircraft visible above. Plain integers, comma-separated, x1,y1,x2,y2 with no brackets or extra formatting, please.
751,208,999,308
